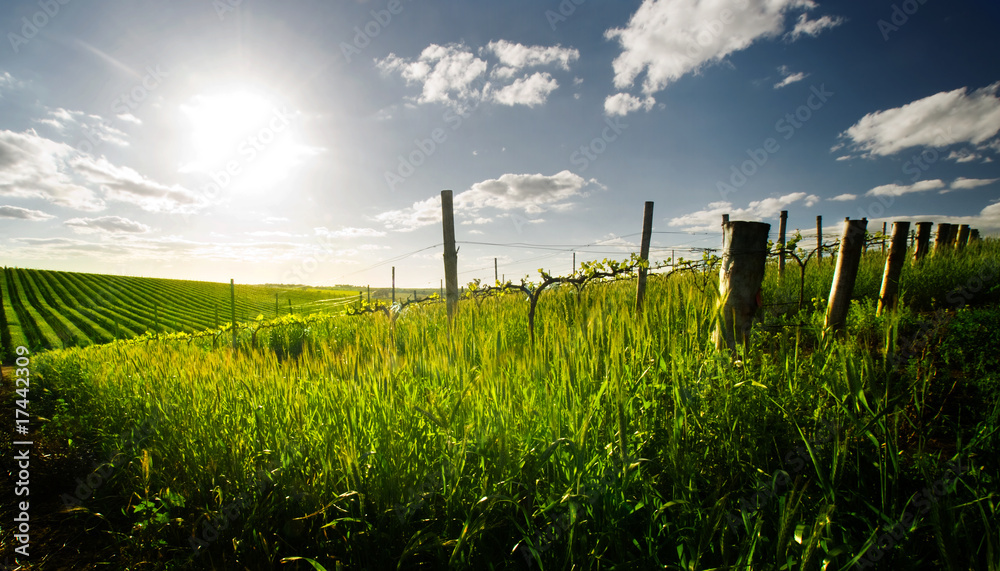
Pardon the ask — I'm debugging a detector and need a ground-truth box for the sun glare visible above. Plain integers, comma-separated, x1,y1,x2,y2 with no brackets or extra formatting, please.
179,88,311,197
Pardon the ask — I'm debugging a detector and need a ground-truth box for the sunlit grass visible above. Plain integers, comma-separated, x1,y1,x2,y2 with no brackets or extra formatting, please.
34,241,1000,569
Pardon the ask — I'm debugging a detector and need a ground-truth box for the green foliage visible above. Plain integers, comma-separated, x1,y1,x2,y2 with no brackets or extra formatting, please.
27,241,1000,569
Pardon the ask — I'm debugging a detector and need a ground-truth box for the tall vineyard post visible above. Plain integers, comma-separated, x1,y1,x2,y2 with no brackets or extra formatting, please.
778,210,787,275
230,279,237,349
635,201,654,314
441,190,459,323
816,215,823,264
825,218,867,332
877,221,910,316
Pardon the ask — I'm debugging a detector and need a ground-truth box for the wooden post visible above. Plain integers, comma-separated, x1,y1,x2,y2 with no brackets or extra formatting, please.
956,224,970,249
494,258,498,283
816,216,823,263
825,219,868,332
572,252,576,275
230,278,237,348
971,229,980,242
721,214,730,249
367,285,370,303
715,221,770,353
881,221,887,253
358,291,363,307
913,221,932,262
778,210,788,275
947,224,960,247
934,223,951,255
441,190,459,321
635,201,654,313
391,266,395,303
877,221,910,316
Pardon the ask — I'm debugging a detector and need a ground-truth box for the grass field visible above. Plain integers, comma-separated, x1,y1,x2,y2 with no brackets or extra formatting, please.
8,241,1000,569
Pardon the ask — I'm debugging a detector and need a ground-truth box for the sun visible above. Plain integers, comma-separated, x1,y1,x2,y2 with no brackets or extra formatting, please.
179,88,313,196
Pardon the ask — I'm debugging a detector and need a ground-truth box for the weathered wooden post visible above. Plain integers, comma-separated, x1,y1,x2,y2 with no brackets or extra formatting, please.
971,229,981,242
358,291,362,308
956,224,970,249
230,278,237,348
715,221,771,353
572,252,576,275
441,190,459,322
635,201,654,314
367,285,371,303
877,221,910,316
778,210,788,275
881,221,887,253
913,221,932,262
391,266,396,303
816,215,823,263
934,223,952,255
494,258,498,283
825,219,867,332
947,224,959,247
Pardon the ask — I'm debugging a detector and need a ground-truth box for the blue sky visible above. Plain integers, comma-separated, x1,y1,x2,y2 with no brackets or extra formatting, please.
1,0,999,287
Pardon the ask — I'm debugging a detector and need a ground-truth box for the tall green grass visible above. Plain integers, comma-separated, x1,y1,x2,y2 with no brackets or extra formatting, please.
33,241,1000,569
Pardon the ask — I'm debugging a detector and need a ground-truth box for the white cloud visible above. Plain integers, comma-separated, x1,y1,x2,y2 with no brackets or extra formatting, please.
378,40,578,111
943,177,999,192
0,129,104,211
64,215,151,234
604,93,655,116
0,205,54,221
314,227,386,239
669,192,817,231
377,44,488,110
492,72,559,107
774,65,809,89
838,83,1000,158
828,193,857,201
604,0,838,113
865,179,946,197
70,155,205,213
34,107,130,147
485,40,579,71
376,171,597,232
785,12,846,40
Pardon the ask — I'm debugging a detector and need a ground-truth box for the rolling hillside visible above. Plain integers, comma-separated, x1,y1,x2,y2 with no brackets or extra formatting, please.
0,267,354,360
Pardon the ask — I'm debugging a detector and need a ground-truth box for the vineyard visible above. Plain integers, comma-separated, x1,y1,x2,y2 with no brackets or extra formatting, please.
10,231,1000,569
0,268,355,361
